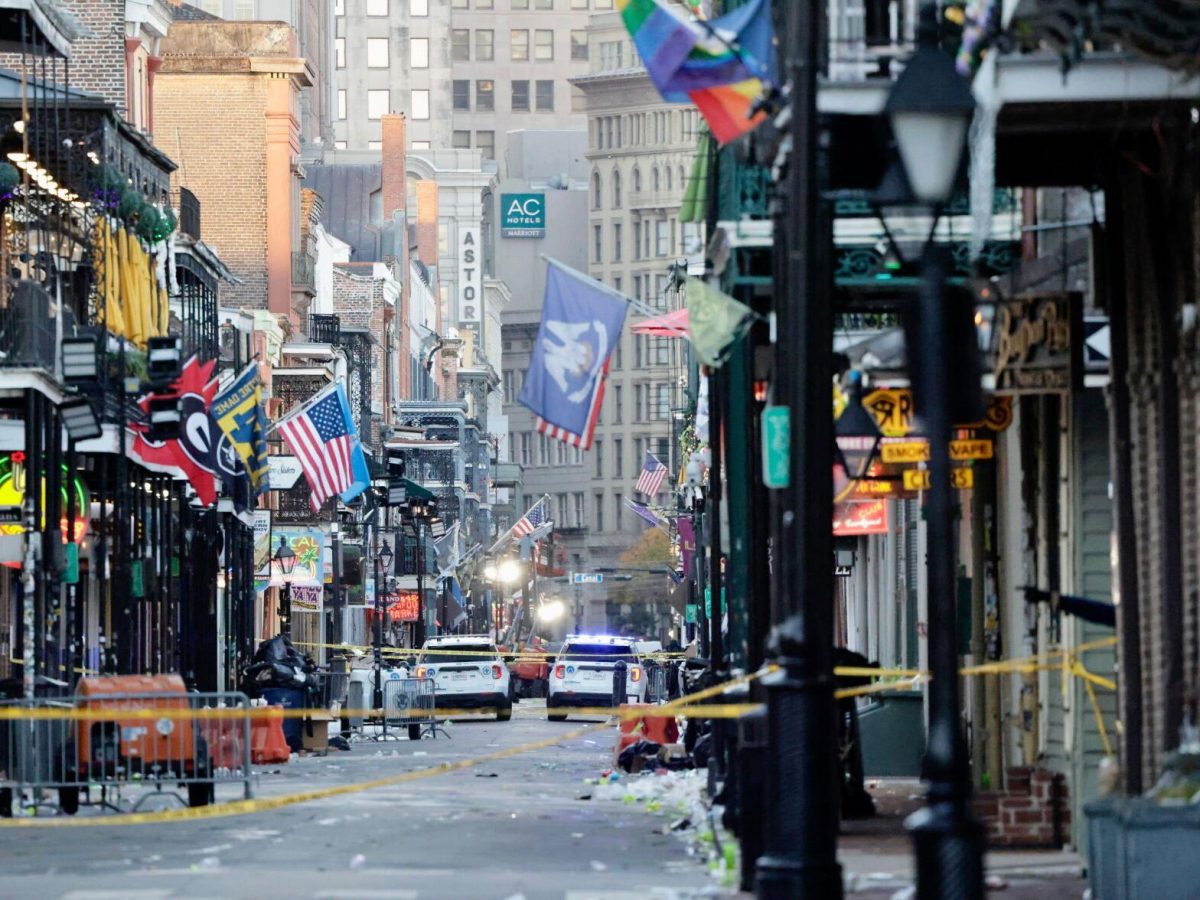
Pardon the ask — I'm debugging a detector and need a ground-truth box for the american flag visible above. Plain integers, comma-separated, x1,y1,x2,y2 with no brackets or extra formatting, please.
511,498,546,538
278,386,356,512
635,452,668,498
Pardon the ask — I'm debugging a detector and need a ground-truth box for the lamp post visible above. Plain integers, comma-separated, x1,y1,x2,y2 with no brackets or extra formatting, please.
834,370,883,483
273,537,296,636
372,539,394,711
885,6,984,899
409,500,433,646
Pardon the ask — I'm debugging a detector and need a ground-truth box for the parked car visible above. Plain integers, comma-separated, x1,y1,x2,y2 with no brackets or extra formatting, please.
416,635,512,721
547,635,646,721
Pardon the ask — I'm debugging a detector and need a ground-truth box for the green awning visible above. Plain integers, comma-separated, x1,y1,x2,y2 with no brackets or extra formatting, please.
680,126,714,224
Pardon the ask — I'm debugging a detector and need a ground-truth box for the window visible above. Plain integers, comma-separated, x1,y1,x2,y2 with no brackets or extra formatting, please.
613,385,623,423
511,30,529,61
333,0,345,13
519,433,531,466
476,29,494,61
573,494,584,528
614,438,623,477
666,167,673,191
451,29,470,61
367,38,389,68
536,0,553,7
233,0,254,18
557,443,567,465
595,493,604,531
615,492,624,530
536,80,554,111
612,223,621,262
571,0,588,7
632,166,641,192
592,224,602,264
411,89,430,120
452,0,467,7
476,80,495,111
649,336,669,366
537,434,548,466
452,130,471,149
614,276,622,293
682,221,702,253
634,334,642,368
571,29,588,60
615,334,622,368
334,140,347,149
612,170,621,207
595,0,612,7
633,222,640,260
594,439,603,477
534,30,554,60
337,90,347,120
513,0,528,6
368,141,383,150
411,38,429,68
453,80,470,111
591,171,602,210
652,384,671,419
367,0,388,13
652,167,660,192
599,40,623,69
655,219,667,256
413,140,430,150
335,37,345,68
476,130,495,158
478,0,493,7
411,0,428,14
634,384,644,422
367,90,390,119
511,80,530,111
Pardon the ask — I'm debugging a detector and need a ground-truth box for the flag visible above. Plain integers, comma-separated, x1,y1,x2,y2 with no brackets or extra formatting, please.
277,383,366,512
511,498,546,538
626,497,665,530
686,277,754,367
617,0,776,143
518,260,628,450
435,521,461,578
129,355,219,506
211,362,269,495
635,452,668,498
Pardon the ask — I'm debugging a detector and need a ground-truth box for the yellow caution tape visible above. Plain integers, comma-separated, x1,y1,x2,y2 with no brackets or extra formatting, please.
0,722,609,828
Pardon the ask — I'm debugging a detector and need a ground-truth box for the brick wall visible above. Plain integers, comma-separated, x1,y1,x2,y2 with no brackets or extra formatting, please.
43,0,126,109
332,265,393,446
415,181,439,267
155,72,269,309
381,114,407,221
973,767,1069,848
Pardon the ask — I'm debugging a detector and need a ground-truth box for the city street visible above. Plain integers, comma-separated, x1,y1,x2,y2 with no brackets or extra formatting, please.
0,705,722,900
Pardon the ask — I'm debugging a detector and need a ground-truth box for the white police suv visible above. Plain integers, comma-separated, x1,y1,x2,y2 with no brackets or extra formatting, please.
546,635,646,721
416,635,513,721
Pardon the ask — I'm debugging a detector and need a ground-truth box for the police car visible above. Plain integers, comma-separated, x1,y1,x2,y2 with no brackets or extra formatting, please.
546,635,646,721
415,635,513,721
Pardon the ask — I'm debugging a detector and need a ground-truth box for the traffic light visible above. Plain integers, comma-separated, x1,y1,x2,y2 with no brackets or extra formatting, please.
146,393,181,442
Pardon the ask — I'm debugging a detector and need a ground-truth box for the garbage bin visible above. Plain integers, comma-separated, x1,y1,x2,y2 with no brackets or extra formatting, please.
261,687,306,751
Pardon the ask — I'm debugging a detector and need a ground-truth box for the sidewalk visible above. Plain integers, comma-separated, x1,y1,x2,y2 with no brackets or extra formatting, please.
838,779,1088,898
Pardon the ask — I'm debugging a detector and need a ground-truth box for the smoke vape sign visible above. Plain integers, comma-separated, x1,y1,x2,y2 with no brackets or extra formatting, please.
501,193,545,238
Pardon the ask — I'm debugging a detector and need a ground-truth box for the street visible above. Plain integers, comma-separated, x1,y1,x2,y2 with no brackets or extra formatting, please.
0,705,723,900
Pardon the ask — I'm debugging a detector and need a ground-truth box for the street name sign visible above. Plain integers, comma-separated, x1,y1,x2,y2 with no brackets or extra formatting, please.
903,468,975,490
572,572,603,584
761,406,790,488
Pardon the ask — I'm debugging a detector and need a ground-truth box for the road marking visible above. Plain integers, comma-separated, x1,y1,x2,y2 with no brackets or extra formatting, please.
312,892,418,899
61,892,173,899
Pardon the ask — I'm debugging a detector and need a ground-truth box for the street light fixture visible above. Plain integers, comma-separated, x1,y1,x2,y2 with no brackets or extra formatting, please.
274,537,296,636
886,5,984,900
834,370,882,481
373,538,393,712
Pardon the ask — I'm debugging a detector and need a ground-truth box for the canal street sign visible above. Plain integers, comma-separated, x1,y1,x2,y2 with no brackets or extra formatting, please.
500,193,546,238
903,468,975,491
572,572,603,584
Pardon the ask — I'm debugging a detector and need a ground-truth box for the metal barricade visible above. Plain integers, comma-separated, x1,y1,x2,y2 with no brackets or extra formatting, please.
0,691,253,817
644,665,669,704
344,676,439,741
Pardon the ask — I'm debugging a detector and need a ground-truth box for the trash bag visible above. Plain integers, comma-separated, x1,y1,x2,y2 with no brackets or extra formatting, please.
617,739,662,773
241,634,320,697
692,732,712,770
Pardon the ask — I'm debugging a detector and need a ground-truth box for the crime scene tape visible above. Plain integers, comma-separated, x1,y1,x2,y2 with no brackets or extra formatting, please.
291,640,690,660
0,722,609,829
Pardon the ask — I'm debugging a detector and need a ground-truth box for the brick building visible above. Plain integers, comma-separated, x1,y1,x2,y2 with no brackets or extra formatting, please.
155,20,313,318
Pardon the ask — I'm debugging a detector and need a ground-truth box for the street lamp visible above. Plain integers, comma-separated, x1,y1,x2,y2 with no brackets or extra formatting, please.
834,370,882,481
372,538,394,712
886,5,985,899
274,537,296,636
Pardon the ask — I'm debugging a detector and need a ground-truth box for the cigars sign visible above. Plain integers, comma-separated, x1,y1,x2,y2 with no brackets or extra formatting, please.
987,292,1081,395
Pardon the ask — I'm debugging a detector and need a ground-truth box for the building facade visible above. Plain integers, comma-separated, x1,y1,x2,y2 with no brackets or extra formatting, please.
330,0,598,173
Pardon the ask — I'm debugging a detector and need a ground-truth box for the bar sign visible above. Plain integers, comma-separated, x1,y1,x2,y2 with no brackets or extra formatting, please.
903,468,975,490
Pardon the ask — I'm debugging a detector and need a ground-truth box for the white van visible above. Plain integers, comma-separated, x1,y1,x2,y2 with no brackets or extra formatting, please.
416,635,512,721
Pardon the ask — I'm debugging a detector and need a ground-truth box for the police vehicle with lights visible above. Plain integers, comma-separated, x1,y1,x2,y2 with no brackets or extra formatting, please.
546,634,647,721
416,635,513,720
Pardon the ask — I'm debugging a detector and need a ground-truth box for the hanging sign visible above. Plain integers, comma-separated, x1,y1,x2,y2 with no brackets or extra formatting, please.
832,500,889,536
987,292,1081,394
761,406,790,488
863,389,1013,437
457,225,482,325
267,456,303,491
903,468,975,491
880,438,994,464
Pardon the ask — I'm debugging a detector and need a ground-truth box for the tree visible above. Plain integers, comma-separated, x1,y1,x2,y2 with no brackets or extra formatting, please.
610,528,682,639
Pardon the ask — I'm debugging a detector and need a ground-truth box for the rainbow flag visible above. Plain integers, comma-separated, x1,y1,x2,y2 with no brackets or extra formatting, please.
617,0,775,143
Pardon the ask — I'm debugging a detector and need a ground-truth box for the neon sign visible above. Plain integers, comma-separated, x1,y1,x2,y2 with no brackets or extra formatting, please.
0,453,89,543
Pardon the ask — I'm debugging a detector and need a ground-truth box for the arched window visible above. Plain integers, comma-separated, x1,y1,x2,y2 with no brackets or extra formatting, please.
632,166,642,192
592,170,603,210
666,167,673,191
612,169,622,208
652,167,660,192
679,166,687,192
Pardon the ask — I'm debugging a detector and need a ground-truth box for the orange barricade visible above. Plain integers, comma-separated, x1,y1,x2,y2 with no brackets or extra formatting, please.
250,709,291,764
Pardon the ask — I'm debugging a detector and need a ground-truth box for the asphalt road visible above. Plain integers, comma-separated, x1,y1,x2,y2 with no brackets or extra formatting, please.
0,702,725,900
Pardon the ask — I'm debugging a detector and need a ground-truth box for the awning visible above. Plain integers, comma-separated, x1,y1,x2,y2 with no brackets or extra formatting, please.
631,308,689,338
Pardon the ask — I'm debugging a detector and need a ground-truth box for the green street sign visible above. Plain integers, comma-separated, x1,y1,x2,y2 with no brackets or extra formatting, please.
762,405,790,488
131,560,144,598
500,193,545,238
702,587,726,618
685,604,698,624
63,543,79,585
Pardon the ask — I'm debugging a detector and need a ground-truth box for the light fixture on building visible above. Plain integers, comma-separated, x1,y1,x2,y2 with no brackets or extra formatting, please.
61,335,100,384
60,396,101,442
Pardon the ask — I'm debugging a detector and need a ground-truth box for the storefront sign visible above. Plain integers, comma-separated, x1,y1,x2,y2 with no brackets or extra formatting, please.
271,527,328,587
384,591,421,622
500,193,545,238
267,456,303,491
290,584,322,612
880,438,994,463
988,292,1080,394
458,225,482,324
903,468,975,491
864,389,1013,437
252,510,272,576
0,454,89,543
832,500,889,536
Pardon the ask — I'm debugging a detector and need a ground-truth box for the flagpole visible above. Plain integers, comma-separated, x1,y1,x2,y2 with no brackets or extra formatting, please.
488,493,550,556
266,379,341,436
540,254,664,320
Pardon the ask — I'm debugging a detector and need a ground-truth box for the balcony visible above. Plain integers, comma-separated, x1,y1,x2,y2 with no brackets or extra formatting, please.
0,281,57,373
179,187,201,240
628,190,681,211
292,252,315,295
309,313,340,345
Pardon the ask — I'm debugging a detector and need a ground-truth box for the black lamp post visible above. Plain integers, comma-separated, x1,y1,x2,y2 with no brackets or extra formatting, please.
835,370,883,482
410,500,432,646
274,536,296,636
885,6,984,899
372,538,394,711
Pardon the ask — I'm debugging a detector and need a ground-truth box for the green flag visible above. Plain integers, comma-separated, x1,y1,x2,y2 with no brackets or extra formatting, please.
686,277,754,367
679,127,714,224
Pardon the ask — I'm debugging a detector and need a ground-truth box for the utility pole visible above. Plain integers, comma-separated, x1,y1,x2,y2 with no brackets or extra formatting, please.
756,0,843,895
